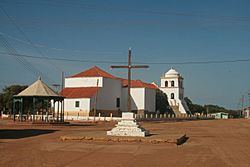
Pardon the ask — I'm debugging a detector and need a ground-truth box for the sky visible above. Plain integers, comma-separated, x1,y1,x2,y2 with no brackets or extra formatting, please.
0,0,250,109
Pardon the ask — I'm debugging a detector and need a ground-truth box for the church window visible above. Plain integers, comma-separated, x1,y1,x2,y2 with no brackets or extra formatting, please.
171,81,174,87
171,93,175,99
75,101,80,108
116,98,120,108
165,81,168,87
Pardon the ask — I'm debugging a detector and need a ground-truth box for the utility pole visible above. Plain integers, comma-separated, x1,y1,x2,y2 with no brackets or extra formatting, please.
61,71,64,91
241,95,244,117
110,48,149,112
61,71,64,122
248,93,250,107
93,79,99,122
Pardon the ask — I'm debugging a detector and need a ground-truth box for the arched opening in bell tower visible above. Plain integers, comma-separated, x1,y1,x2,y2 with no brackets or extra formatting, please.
171,93,175,99
171,81,174,87
165,81,168,87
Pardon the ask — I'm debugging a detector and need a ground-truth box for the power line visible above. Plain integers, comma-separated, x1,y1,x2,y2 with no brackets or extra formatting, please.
0,51,250,65
4,0,250,22
0,4,64,74
0,35,55,84
0,31,124,55
0,51,126,64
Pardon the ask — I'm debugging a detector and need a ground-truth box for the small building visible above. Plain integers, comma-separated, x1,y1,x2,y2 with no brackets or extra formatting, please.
60,66,157,117
211,112,229,119
159,68,190,115
243,107,250,119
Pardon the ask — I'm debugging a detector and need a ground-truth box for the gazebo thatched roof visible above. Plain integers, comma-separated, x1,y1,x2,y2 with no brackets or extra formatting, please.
15,78,61,97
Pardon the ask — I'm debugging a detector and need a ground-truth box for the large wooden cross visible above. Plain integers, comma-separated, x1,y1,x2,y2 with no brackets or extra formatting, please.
111,48,149,112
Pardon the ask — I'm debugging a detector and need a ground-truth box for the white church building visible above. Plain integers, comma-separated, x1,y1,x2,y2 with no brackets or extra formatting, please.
60,66,157,117
159,68,190,114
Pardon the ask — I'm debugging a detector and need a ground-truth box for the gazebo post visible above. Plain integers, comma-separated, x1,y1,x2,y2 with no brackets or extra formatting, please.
62,100,64,122
53,100,55,122
13,98,16,121
60,100,63,122
57,100,59,122
46,99,49,122
32,97,35,122
41,98,44,121
20,98,23,122
27,97,30,121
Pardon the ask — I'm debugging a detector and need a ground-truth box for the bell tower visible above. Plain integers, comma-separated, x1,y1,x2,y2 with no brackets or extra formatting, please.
160,68,190,114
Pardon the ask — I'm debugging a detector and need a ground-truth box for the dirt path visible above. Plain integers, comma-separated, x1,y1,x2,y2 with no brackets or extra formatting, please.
0,119,250,167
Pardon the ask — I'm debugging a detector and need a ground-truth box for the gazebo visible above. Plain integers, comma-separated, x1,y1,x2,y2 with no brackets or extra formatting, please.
13,78,64,122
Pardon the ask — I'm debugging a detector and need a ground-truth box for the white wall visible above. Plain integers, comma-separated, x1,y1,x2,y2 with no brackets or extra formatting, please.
96,78,122,110
65,77,103,88
145,88,156,112
54,98,91,116
121,88,128,111
121,87,156,112
131,88,145,110
121,88,145,111
160,87,179,100
64,98,91,112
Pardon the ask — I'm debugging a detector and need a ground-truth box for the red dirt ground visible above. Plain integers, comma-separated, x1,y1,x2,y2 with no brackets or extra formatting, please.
0,119,250,167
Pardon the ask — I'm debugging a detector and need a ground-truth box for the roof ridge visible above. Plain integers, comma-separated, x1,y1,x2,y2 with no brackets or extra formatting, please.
70,66,117,79
16,79,60,97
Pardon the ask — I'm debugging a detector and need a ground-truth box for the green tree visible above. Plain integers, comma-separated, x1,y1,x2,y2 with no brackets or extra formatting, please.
156,89,173,114
0,92,3,111
0,85,28,113
184,97,241,118
184,97,204,114
204,104,241,118
204,104,227,114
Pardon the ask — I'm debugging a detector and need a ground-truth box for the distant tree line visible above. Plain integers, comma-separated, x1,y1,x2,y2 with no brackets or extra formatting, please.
0,85,28,114
184,97,241,118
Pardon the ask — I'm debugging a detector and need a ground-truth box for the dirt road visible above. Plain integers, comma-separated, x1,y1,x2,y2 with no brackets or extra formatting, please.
0,119,249,167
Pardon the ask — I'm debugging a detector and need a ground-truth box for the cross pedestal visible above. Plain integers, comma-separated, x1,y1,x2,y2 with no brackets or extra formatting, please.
107,48,149,137
107,112,149,137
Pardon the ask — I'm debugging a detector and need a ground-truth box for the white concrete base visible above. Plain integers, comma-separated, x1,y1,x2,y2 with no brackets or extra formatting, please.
107,112,149,137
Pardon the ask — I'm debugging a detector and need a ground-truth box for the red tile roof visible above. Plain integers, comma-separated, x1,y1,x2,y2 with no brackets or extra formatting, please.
62,67,158,98
60,87,99,98
121,79,158,89
70,66,117,79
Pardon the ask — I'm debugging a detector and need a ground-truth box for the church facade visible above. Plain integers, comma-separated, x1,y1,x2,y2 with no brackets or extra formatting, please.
159,68,190,114
60,66,157,117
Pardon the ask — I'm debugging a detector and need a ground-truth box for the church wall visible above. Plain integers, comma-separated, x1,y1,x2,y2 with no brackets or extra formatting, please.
121,88,145,112
64,98,91,111
96,78,122,111
121,88,156,113
145,88,156,113
121,88,127,111
65,77,103,88
55,98,91,116
131,88,145,110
